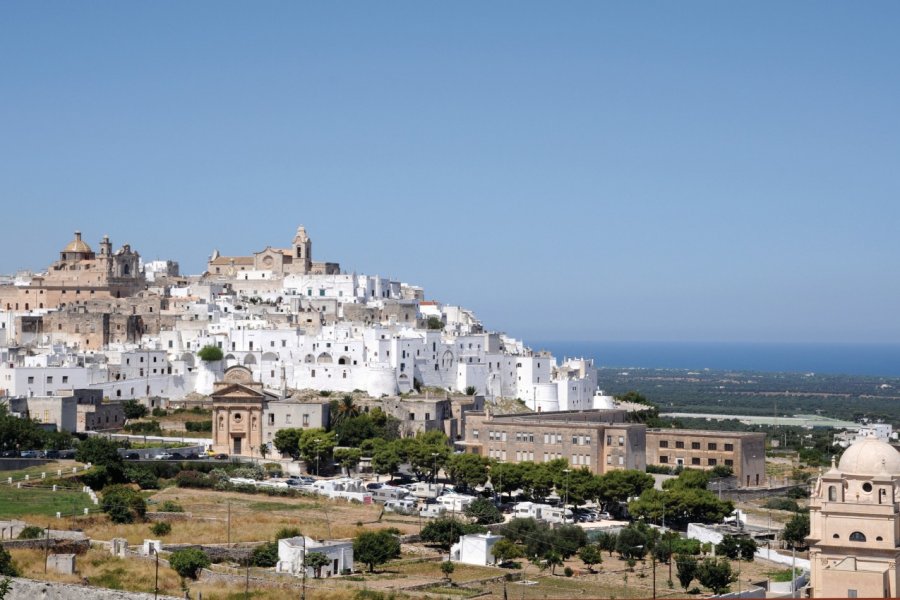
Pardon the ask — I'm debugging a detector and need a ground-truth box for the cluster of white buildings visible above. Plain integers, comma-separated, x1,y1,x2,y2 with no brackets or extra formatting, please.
0,227,607,431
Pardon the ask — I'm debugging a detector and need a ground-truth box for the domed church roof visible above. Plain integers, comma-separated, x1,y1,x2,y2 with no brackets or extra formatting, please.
63,231,93,254
838,434,900,475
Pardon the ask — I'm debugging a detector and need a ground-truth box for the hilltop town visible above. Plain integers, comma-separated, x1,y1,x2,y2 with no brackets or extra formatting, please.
0,228,893,599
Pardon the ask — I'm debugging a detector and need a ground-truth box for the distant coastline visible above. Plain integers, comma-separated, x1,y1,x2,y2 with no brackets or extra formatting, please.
533,341,900,378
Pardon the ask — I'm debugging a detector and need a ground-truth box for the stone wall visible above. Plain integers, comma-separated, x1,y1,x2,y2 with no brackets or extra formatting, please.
2,577,182,599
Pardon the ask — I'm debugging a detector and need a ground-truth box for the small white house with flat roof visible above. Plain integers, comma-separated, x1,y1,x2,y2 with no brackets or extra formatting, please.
276,536,354,578
450,533,503,566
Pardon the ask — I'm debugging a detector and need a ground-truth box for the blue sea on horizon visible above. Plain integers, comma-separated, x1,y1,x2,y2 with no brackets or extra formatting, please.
532,341,900,378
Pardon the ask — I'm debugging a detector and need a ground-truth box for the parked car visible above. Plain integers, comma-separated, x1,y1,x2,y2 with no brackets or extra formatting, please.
58,450,76,459
20,450,41,458
365,482,383,491
125,452,140,460
154,453,174,461
213,453,229,460
45,450,60,459
170,452,185,460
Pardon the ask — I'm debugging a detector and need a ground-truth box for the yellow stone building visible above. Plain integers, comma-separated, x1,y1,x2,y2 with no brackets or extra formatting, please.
808,435,900,598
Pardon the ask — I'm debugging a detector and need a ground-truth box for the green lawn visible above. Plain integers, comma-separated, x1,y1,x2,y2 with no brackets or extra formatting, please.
0,484,92,518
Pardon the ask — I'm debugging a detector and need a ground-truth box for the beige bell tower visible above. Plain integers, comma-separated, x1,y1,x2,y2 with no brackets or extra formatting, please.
808,434,900,598
292,225,312,274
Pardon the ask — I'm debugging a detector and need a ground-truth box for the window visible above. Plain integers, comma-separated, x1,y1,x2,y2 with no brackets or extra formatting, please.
691,442,701,450
27,376,34,384
660,455,668,464
691,457,701,465
708,458,717,466
618,436,624,446
62,376,68,383
618,456,624,465
46,376,53,384
409,413,415,421
675,441,685,449
708,443,717,451
659,440,669,448
285,414,292,424
302,414,309,427
472,430,479,440
724,459,733,466
862,482,873,493
606,435,612,445
607,455,612,465
849,532,866,542
268,414,275,425
501,432,507,442
724,443,734,451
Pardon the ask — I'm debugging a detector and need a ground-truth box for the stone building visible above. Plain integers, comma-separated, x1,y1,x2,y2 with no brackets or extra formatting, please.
460,409,646,474
0,231,145,311
210,366,277,456
74,389,126,432
645,429,766,488
206,226,340,279
807,434,900,598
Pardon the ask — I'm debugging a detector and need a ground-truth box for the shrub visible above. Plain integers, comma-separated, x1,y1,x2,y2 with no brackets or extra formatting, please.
763,497,800,512
185,421,212,432
251,541,279,567
175,470,215,489
150,522,172,536
0,546,19,577
151,408,168,418
126,466,159,490
124,420,162,434
159,500,184,513
101,484,147,524
276,527,302,540
17,526,44,540
197,345,224,362
564,566,574,577
169,548,211,580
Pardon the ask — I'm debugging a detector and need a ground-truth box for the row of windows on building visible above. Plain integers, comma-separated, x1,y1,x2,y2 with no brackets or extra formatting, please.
659,455,733,466
27,375,69,384
659,440,734,451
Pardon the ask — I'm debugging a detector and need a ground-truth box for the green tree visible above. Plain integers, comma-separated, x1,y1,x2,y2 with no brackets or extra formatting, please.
596,469,655,509
426,316,444,330
77,436,126,482
440,560,455,581
578,544,603,572
251,542,278,567
169,548,211,580
664,468,711,491
150,522,172,536
122,399,148,420
0,406,50,453
447,453,490,493
273,428,304,461
197,345,223,362
306,552,331,578
595,531,618,556
101,484,147,524
0,546,19,577
464,497,503,525
333,414,378,447
553,524,588,559
490,462,527,500
492,539,524,565
718,535,757,561
783,513,810,549
333,447,362,476
675,554,698,591
372,443,402,479
696,557,736,594
353,530,401,572
500,518,555,559
556,467,600,507
298,429,336,475
275,527,302,540
544,550,564,575
616,524,649,560
330,396,361,429
421,517,486,551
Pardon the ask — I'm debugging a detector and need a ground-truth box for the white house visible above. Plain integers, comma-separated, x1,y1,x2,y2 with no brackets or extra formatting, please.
450,533,503,566
275,536,354,578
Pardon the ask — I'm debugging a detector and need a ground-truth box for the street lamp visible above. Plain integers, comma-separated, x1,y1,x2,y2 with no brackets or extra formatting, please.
563,468,571,508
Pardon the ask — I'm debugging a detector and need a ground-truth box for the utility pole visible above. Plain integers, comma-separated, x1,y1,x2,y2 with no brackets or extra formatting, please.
227,500,231,546
43,524,50,573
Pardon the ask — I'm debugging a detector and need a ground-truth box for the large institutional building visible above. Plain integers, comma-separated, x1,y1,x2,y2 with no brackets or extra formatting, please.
808,435,900,598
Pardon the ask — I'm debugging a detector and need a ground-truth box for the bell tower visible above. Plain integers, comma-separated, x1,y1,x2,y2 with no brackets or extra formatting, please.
292,226,312,274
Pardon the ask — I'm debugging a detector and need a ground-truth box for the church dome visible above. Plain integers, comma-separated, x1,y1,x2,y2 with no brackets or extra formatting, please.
838,435,900,475
63,231,93,254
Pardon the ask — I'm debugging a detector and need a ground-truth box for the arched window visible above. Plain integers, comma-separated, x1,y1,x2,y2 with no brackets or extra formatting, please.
828,486,837,501
849,531,866,542
876,536,883,541
833,534,840,539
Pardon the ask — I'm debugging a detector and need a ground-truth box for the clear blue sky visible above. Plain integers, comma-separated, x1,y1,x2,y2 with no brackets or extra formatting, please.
1,2,898,343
